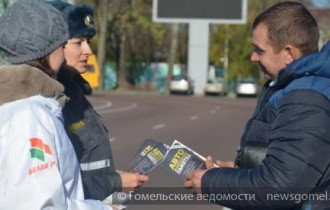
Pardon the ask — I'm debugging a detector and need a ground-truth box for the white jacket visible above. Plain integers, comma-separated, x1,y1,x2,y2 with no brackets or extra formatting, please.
0,65,111,210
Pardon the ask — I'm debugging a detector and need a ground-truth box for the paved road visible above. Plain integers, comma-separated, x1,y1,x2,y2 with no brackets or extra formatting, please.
87,92,257,210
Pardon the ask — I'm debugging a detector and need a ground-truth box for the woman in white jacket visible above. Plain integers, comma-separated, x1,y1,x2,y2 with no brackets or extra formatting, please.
0,0,111,209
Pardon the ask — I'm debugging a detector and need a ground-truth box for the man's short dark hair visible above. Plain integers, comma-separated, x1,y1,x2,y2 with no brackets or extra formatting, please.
253,1,319,55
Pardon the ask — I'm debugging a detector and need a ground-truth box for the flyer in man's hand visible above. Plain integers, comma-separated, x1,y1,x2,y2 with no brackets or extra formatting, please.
161,140,206,180
127,139,168,174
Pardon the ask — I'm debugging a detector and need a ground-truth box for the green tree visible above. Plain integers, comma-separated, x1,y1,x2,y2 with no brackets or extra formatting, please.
77,0,316,90
210,0,314,86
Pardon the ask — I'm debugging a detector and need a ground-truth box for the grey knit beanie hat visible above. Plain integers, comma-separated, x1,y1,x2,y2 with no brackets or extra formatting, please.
0,0,69,64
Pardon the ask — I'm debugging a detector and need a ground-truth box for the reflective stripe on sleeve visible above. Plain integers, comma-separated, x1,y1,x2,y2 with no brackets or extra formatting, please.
80,159,111,171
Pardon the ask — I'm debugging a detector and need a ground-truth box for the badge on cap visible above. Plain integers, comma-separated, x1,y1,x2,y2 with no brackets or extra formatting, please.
84,15,94,28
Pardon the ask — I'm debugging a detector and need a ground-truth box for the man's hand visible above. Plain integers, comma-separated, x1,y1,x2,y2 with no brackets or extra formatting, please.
184,170,207,194
205,156,235,168
184,156,234,195
117,170,149,193
205,156,214,169
184,156,212,194
215,160,235,168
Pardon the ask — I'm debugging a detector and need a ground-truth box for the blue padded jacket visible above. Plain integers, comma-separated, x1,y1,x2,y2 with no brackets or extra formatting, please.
202,41,330,210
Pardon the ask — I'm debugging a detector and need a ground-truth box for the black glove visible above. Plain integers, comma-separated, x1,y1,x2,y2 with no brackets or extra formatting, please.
235,141,268,168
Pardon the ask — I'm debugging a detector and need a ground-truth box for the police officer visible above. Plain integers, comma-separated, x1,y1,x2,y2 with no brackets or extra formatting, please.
48,0,149,201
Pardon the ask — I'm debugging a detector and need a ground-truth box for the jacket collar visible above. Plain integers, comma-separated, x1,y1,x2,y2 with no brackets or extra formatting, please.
0,64,68,107
288,41,330,79
269,41,330,90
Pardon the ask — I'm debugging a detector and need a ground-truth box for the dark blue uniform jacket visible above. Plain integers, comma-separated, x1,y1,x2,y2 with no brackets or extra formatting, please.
202,41,330,210
58,70,121,200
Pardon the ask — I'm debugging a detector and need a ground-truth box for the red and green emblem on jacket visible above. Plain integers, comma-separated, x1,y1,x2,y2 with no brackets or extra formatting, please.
28,138,57,175
29,138,52,162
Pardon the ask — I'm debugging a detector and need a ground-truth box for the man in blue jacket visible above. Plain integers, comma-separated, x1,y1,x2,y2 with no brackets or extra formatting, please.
185,2,330,209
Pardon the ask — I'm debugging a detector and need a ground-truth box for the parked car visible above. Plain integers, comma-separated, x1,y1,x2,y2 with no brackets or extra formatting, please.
204,78,227,96
169,74,194,95
236,78,259,97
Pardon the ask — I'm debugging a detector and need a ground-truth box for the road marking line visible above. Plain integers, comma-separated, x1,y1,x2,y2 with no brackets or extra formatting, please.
98,103,138,114
92,99,113,111
110,138,116,142
190,116,198,120
152,124,165,130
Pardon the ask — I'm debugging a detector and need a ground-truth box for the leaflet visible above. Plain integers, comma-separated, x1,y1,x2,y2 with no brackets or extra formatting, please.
161,140,206,180
127,139,168,174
